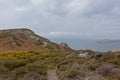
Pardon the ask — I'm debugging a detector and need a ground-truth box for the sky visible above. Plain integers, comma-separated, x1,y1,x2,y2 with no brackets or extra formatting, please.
0,0,120,39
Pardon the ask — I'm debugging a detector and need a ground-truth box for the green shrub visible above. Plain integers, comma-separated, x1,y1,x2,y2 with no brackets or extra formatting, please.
18,72,47,80
0,59,25,70
46,43,54,50
83,60,100,71
108,58,120,68
109,74,120,80
26,64,47,75
0,65,9,73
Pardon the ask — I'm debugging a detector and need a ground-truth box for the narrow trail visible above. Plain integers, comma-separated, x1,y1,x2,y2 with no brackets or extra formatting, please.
47,69,58,80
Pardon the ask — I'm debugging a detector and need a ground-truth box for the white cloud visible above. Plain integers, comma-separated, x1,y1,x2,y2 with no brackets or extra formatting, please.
40,31,79,38
0,0,120,39
15,7,28,12
112,6,120,15
31,0,46,5
30,0,57,12
66,0,90,15
31,0,54,6
50,32,77,35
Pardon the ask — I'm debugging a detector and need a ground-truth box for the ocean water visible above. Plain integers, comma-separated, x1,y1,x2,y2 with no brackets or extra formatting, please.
50,38,120,52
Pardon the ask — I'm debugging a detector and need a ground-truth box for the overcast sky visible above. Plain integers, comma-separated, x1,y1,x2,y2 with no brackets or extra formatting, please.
0,0,120,39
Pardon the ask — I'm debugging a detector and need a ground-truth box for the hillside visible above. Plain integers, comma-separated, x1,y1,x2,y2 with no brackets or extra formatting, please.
0,50,120,80
0,28,120,80
0,28,73,53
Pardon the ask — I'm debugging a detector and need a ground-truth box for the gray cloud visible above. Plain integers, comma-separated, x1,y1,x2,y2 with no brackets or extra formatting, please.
0,0,120,39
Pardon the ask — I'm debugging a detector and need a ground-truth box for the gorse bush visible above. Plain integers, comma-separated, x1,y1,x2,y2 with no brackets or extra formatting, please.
0,51,63,70
0,50,120,80
0,51,63,80
0,52,39,64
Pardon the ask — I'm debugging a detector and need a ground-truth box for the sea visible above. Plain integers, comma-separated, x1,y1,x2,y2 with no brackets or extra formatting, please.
50,38,120,52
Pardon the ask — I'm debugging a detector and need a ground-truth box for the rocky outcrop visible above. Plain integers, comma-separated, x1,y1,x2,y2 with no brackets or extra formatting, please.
60,42,69,48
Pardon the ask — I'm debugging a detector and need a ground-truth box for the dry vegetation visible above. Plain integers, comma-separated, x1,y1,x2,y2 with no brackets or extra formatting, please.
0,50,120,80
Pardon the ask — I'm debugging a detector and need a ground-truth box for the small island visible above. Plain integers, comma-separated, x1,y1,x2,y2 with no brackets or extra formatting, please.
97,39,120,43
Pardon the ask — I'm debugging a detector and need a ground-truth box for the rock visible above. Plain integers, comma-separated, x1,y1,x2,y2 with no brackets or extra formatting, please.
78,52,88,58
60,42,69,48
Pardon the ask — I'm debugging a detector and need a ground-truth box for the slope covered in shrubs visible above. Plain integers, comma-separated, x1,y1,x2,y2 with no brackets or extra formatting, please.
0,50,120,80
0,28,74,53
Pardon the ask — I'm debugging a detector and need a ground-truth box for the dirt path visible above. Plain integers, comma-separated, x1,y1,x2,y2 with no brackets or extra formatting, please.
47,69,58,80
